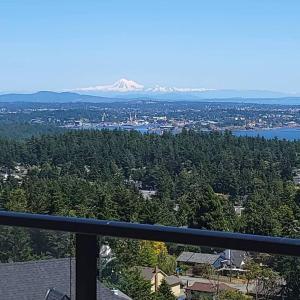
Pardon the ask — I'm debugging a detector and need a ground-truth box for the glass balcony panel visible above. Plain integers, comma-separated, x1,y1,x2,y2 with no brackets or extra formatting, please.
98,236,298,300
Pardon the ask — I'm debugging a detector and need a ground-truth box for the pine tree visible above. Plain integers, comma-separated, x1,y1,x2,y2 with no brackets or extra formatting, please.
155,279,176,300
118,268,153,300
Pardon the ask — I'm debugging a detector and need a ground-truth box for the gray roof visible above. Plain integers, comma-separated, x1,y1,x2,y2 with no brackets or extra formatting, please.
45,289,70,300
0,258,131,300
136,266,166,281
176,251,220,265
176,251,195,262
165,275,181,286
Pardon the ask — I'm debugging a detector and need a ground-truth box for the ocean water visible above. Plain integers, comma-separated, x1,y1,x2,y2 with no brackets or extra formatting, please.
78,124,300,140
233,128,300,141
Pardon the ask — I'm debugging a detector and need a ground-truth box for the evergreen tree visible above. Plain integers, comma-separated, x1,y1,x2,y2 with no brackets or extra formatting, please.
155,279,176,300
117,268,153,300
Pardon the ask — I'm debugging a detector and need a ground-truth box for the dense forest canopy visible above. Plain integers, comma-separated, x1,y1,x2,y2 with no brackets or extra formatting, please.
1,129,300,298
0,129,299,233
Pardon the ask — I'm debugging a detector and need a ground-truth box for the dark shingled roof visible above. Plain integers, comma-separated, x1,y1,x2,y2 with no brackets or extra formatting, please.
0,258,131,300
176,251,220,265
45,289,70,300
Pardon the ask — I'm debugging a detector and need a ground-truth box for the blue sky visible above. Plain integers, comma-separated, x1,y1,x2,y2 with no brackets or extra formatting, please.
0,0,300,92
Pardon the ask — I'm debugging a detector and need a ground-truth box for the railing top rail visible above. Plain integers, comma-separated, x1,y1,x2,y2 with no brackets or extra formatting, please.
0,211,299,257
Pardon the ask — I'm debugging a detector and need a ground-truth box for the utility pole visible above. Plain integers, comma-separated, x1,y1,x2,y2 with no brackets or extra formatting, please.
154,266,159,292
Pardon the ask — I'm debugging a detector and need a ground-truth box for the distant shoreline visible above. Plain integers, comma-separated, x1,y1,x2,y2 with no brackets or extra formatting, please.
232,126,300,131
232,127,300,141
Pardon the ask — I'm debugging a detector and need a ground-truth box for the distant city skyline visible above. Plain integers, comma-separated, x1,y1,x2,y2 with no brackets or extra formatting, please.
1,1,300,93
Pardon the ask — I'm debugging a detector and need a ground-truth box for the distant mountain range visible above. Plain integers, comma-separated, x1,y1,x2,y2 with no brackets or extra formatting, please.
0,91,300,105
75,78,211,94
73,78,300,100
0,91,114,103
0,79,300,105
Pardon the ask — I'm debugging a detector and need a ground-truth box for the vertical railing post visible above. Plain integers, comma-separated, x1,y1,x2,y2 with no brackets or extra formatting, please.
76,234,97,300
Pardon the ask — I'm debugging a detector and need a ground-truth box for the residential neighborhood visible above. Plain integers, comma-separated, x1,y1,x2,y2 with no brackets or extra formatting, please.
98,244,287,299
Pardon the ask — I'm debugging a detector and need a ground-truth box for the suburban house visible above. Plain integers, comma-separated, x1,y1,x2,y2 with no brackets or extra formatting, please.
185,282,237,300
219,249,247,270
177,250,248,276
0,258,131,300
137,266,181,297
176,251,223,271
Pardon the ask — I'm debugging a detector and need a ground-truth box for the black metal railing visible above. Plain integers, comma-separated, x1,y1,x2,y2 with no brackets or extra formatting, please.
1,210,300,299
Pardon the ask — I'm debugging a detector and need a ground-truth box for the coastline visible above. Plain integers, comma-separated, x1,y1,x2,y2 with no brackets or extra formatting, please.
232,127,300,140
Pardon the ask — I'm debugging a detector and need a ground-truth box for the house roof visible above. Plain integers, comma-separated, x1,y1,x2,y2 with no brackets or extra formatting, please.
0,258,131,300
45,289,70,300
186,282,236,293
165,275,181,286
136,266,166,281
136,267,181,287
176,251,220,265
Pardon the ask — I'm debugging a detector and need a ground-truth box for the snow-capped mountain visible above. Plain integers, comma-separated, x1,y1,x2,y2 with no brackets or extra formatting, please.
75,79,211,94
73,78,295,99
75,79,144,93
